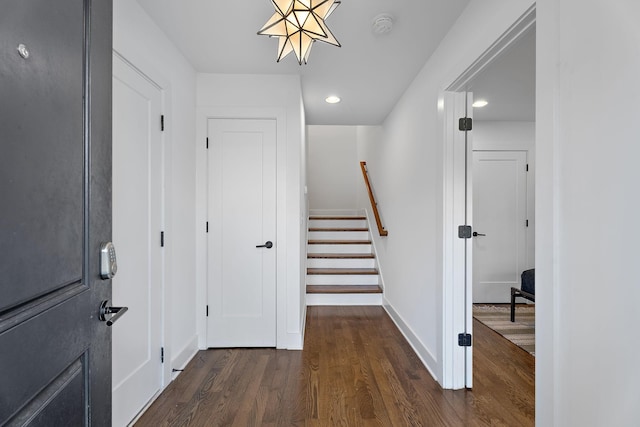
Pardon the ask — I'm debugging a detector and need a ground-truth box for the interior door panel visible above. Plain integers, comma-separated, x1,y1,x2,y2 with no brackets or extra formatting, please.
207,118,277,347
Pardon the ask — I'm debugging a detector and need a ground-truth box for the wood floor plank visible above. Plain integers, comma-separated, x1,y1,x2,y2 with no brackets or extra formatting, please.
230,353,270,427
135,306,534,426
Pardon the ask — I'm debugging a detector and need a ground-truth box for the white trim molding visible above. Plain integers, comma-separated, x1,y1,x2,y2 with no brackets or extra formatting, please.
383,298,438,380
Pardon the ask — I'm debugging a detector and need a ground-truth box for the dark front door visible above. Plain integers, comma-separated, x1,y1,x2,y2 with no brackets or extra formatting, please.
0,0,113,424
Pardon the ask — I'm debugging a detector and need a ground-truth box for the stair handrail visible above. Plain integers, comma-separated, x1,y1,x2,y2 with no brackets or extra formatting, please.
360,161,388,237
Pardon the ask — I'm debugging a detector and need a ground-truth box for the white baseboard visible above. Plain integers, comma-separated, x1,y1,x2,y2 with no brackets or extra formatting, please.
382,298,439,382
171,335,199,380
124,336,199,426
126,389,163,427
306,293,383,306
279,332,304,350
297,303,307,349
277,303,305,350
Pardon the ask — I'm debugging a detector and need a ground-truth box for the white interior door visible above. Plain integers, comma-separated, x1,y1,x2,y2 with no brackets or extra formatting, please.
112,54,164,426
472,150,527,303
207,118,277,347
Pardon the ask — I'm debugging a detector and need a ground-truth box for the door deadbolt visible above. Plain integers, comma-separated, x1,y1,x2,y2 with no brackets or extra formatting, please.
100,242,118,279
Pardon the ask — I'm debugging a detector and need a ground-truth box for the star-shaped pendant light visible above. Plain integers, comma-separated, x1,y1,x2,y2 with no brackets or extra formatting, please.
258,0,341,65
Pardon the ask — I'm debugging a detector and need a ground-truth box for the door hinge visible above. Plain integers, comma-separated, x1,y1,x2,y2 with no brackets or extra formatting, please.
161,115,165,131
161,231,165,247
526,163,529,172
458,225,472,239
206,137,209,149
526,219,529,227
161,347,165,363
206,305,209,317
458,117,473,131
458,333,472,347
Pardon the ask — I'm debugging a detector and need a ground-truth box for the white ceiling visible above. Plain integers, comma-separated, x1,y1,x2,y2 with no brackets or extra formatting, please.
467,27,535,122
136,0,470,125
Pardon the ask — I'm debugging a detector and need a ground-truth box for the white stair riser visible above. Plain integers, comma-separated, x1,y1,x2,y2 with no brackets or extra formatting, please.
309,219,367,228
307,258,376,269
306,275,379,285
306,215,382,305
308,231,370,240
306,293,383,306
307,244,371,254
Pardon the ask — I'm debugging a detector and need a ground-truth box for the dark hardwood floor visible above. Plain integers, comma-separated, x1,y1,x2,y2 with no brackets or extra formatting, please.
135,306,534,426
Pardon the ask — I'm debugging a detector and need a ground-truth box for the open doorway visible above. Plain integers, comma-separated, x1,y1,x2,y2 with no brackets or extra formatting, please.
441,6,536,389
467,27,536,356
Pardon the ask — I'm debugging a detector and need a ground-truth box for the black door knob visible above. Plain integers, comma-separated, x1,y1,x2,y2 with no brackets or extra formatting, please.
256,241,273,249
472,232,486,237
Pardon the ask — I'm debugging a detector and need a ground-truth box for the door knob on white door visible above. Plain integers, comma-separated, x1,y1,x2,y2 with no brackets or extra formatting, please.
256,241,273,249
472,232,486,237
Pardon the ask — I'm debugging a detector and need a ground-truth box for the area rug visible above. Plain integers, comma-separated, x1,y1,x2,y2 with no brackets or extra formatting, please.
473,305,535,356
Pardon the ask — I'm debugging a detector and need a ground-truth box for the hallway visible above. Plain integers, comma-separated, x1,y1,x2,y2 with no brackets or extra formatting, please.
135,306,534,426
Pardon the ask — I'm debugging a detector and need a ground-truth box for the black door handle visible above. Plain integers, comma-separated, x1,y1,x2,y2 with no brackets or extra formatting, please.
99,300,129,326
472,232,486,237
256,241,273,249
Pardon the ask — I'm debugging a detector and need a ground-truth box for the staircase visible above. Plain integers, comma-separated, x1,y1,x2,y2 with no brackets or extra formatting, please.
306,215,383,305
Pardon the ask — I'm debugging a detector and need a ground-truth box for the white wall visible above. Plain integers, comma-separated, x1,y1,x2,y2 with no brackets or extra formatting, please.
356,0,536,385
113,0,198,381
195,74,305,350
473,121,535,267
473,121,534,151
537,0,640,425
307,126,360,211
355,126,384,213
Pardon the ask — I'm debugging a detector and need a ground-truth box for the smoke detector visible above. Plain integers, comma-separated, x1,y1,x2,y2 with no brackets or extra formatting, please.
372,14,394,35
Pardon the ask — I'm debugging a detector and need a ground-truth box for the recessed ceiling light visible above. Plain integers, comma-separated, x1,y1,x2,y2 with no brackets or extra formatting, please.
325,95,341,104
472,100,488,108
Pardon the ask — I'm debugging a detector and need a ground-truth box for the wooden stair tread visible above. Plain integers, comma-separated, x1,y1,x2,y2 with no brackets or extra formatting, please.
308,227,369,232
306,285,382,294
309,216,367,220
308,240,371,245
307,253,375,259
307,268,379,275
